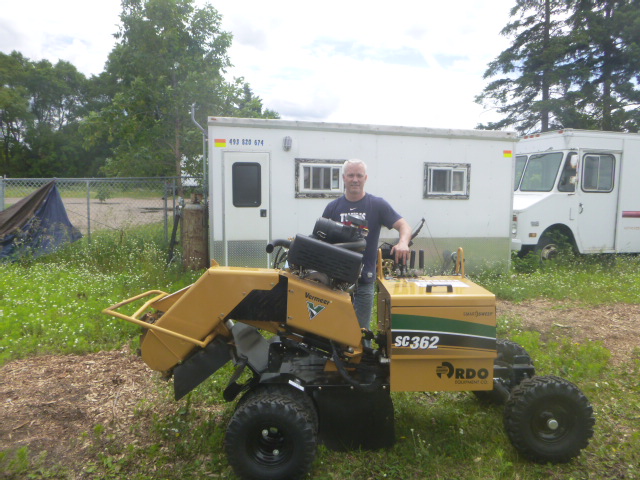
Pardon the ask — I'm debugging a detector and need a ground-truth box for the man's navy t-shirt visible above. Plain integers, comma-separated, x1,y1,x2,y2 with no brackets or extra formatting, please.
322,193,401,284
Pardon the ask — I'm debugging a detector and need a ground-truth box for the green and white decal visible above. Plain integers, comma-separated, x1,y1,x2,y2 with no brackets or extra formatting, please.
392,314,496,351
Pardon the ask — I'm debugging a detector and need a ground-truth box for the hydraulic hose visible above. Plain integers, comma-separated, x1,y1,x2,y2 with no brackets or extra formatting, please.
330,341,380,392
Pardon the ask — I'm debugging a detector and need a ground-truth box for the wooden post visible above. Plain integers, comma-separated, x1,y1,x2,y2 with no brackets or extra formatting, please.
182,194,208,270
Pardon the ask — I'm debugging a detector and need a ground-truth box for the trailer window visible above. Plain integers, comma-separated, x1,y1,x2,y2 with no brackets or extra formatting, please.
423,163,470,199
582,154,614,192
295,159,344,198
514,155,527,190
519,152,563,192
232,162,261,207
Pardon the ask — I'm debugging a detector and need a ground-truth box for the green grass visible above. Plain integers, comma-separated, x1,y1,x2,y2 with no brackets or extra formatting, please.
0,224,200,365
472,252,640,304
1,240,639,479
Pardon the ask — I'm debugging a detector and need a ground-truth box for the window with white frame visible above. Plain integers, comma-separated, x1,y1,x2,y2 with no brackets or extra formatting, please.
295,159,344,198
424,163,470,199
582,154,614,192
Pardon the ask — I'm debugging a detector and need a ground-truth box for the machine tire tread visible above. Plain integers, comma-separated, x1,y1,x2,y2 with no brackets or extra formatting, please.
474,339,532,405
504,375,594,463
225,390,318,480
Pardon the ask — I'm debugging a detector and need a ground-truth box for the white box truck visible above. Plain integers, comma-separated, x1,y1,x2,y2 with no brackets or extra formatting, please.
512,129,640,258
207,117,518,273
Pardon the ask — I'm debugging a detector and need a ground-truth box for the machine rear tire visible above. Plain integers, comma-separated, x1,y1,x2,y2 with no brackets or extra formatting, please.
504,375,594,463
225,390,318,480
474,339,533,405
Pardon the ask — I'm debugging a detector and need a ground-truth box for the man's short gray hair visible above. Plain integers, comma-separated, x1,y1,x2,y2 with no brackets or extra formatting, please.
342,159,367,175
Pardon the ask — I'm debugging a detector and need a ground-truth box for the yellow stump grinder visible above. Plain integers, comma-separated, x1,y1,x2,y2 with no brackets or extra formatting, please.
104,218,595,480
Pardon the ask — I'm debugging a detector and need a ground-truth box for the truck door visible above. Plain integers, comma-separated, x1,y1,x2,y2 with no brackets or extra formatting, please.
576,151,620,253
223,152,270,266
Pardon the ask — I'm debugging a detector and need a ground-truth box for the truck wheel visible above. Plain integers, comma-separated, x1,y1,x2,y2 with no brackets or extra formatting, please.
474,339,533,405
225,391,318,480
535,235,559,261
504,375,594,463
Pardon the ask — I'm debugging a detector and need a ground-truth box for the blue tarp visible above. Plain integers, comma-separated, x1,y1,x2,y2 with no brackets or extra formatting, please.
0,181,82,261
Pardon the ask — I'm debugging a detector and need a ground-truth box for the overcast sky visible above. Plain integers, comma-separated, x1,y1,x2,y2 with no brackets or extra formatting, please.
1,0,516,130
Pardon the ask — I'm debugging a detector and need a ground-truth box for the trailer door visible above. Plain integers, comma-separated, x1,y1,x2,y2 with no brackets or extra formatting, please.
576,151,620,252
223,152,270,266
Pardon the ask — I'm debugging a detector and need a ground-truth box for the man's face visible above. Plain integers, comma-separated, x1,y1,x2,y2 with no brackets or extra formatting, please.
343,163,367,198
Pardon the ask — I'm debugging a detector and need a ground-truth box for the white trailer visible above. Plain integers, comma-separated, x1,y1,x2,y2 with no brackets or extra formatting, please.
207,117,517,273
512,129,640,258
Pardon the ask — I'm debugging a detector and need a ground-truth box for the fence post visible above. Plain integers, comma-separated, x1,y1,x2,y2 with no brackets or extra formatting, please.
0,176,4,211
164,181,169,242
172,177,177,239
86,179,91,241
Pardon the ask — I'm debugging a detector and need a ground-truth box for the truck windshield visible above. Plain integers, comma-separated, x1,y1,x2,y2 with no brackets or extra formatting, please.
519,152,564,192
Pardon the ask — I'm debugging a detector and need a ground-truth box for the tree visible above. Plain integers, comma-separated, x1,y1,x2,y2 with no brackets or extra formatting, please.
476,0,574,134
564,0,640,131
477,0,640,134
84,0,277,179
0,52,95,177
0,52,31,176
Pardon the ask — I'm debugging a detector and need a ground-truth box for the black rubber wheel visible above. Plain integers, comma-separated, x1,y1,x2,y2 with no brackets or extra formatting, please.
225,390,318,480
504,375,595,463
474,339,533,405
237,384,319,432
496,339,532,365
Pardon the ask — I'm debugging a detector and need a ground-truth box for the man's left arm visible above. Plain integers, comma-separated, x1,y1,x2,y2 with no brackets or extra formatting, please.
390,218,412,264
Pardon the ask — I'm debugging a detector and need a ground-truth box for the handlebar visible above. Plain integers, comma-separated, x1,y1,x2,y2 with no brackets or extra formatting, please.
266,239,292,253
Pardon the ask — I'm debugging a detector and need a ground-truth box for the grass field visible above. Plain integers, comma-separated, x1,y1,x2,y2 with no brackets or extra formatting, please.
1,230,639,479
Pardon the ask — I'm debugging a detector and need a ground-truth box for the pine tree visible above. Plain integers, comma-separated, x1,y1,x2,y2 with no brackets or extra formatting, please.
476,0,572,134
564,0,640,131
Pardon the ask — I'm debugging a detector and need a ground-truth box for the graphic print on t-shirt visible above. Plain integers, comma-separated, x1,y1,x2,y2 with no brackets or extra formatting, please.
339,212,366,224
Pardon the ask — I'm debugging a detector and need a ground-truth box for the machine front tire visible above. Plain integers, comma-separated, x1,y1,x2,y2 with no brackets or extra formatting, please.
474,339,533,405
225,390,318,480
504,375,594,463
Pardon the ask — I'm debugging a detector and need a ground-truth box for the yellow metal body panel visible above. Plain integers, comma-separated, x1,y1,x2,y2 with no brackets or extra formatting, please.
379,276,495,307
285,275,362,348
391,358,495,392
378,275,497,392
141,266,279,371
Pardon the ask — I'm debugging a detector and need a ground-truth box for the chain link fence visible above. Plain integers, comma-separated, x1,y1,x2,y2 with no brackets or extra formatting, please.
0,177,203,241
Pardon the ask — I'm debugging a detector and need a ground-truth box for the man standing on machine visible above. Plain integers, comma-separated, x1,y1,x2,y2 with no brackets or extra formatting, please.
322,159,412,331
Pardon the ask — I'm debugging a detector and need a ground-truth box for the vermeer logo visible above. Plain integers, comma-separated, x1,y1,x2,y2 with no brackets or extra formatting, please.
306,301,326,320
304,292,331,320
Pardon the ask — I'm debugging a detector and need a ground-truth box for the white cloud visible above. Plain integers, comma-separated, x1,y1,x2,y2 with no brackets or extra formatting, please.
1,0,120,75
1,0,515,129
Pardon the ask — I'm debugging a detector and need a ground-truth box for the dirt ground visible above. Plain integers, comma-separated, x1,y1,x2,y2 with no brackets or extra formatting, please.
1,300,639,476
4,197,170,233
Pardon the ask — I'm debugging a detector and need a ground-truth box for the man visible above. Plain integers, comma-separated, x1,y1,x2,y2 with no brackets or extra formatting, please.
322,159,411,331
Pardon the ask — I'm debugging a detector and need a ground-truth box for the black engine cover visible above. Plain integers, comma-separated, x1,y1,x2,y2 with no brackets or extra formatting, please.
287,234,363,284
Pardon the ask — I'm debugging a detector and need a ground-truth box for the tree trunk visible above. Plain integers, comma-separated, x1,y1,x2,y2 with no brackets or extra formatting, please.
600,3,614,131
540,0,552,132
